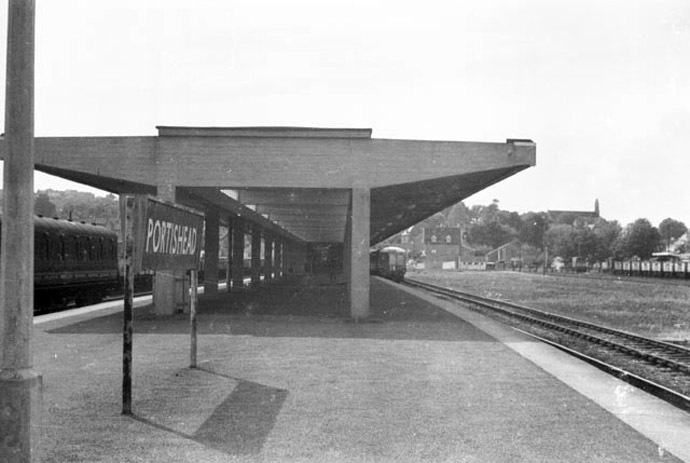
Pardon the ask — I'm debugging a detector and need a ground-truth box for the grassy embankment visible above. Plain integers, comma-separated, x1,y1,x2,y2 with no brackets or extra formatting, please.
408,269,690,342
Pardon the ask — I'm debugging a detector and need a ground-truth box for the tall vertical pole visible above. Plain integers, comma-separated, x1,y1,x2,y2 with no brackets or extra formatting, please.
542,215,548,276
189,270,198,368
122,197,135,415
0,1,42,461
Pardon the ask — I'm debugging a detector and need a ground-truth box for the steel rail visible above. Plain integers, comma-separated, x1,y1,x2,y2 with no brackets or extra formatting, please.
405,277,690,374
513,328,690,413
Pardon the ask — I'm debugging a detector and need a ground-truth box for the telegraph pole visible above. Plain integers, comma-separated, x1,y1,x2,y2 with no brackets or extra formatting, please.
542,213,549,275
0,1,42,461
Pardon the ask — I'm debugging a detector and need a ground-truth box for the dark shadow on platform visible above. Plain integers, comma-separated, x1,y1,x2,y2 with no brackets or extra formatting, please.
132,368,288,456
46,278,497,342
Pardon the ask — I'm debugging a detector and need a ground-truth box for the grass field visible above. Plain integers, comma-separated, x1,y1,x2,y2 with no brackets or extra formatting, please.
408,269,690,342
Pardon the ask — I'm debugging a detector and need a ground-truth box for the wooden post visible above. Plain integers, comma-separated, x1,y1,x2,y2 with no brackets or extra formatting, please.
189,270,198,368
122,196,135,415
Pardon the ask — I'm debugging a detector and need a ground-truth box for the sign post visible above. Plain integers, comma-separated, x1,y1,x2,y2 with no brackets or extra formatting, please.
189,270,198,368
122,197,136,415
121,195,204,415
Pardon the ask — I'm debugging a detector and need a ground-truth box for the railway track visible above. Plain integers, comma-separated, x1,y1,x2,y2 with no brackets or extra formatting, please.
404,277,690,411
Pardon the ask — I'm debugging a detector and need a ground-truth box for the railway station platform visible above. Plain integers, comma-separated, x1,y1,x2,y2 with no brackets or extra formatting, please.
34,275,690,462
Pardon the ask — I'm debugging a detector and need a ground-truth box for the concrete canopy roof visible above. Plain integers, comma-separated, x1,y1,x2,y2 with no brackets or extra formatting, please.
1,127,535,244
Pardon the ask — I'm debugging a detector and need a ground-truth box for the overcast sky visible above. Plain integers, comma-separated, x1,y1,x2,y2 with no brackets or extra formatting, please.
1,0,688,227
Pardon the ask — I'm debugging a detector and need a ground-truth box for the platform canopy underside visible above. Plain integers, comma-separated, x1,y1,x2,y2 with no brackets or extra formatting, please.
35,166,528,245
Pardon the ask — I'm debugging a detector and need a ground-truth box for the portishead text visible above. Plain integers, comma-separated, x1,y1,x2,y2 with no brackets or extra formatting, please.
145,218,198,256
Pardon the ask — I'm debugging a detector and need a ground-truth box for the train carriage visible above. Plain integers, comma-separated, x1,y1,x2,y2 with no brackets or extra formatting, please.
673,261,687,278
631,260,640,275
370,246,407,282
641,261,651,275
662,261,674,277
0,216,120,310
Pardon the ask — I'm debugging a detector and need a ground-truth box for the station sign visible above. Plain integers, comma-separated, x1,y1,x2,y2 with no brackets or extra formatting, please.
122,195,205,415
130,196,204,272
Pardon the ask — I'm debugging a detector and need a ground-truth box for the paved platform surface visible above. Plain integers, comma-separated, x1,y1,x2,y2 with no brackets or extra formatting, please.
33,275,690,462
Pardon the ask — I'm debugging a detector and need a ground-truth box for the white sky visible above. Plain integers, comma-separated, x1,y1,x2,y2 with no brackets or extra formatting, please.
1,0,688,227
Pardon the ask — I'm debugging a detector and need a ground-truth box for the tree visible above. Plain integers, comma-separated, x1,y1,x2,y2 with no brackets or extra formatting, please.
519,244,543,269
555,212,578,225
519,212,548,249
499,210,523,235
465,200,521,249
658,218,687,251
468,220,515,249
614,218,661,259
34,193,57,217
545,224,576,260
591,220,622,261
445,202,471,227
571,224,598,260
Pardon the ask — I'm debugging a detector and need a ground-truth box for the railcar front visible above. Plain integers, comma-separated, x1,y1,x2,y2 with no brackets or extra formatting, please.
371,246,407,282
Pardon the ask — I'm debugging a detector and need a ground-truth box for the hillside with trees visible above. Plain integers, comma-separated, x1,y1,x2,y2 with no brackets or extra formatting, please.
1,189,686,263
388,199,687,266
1,189,121,235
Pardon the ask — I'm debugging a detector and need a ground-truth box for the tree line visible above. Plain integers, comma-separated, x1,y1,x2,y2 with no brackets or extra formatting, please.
5,190,687,265
31,189,120,233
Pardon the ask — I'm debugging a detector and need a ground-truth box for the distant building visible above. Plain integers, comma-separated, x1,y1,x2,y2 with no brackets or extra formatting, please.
485,240,523,269
381,227,470,269
422,227,463,269
548,199,600,225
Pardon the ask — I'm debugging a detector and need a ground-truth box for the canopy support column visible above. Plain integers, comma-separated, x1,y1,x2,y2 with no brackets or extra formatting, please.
225,216,233,292
203,209,219,296
345,188,370,320
251,227,262,287
231,217,245,291
265,235,274,282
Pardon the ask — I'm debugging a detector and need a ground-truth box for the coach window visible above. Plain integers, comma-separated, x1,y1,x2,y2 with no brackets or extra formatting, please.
72,236,79,261
42,233,50,260
59,234,66,262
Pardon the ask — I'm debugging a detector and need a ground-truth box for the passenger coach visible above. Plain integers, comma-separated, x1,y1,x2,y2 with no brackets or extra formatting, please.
370,246,407,282
0,216,120,310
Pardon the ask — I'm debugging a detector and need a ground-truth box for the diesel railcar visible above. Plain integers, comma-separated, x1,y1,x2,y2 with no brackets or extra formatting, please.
0,215,120,310
370,246,407,282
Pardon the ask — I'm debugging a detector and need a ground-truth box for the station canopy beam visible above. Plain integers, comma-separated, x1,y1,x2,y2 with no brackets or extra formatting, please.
2,127,536,247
